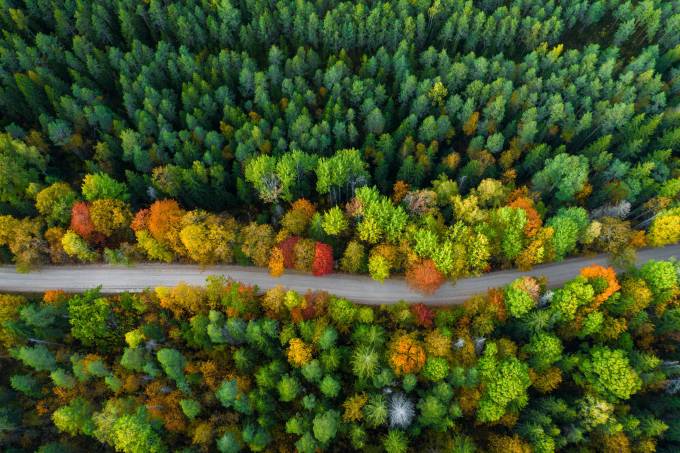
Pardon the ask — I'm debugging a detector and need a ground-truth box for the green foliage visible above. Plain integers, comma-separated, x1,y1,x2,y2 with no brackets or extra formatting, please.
319,375,341,398
67,289,121,348
14,344,56,371
575,347,642,402
477,343,531,423
156,348,188,393
0,133,46,214
179,399,201,420
313,410,340,444
351,345,380,380
216,432,242,453
109,409,167,453
422,357,449,382
532,154,589,205
321,206,349,236
504,280,537,318
277,374,300,402
52,398,95,436
523,333,563,372
81,173,129,201
35,182,78,226
383,429,409,453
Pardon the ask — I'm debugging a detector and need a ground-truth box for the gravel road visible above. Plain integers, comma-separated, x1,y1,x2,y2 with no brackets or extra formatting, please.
1,245,678,305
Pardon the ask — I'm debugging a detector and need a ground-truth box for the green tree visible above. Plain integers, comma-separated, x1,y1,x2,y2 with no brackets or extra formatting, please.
532,153,589,205
35,182,78,226
575,347,642,402
81,173,130,201
0,132,46,214
313,410,340,444
321,206,349,236
156,348,189,393
52,398,95,436
477,343,531,423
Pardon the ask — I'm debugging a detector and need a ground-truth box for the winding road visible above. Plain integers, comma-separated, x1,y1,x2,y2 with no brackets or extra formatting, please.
0,245,678,305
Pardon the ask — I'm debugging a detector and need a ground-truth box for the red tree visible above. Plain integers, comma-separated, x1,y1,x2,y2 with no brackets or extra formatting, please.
279,236,300,269
406,259,445,295
70,202,96,240
312,242,334,276
410,303,434,328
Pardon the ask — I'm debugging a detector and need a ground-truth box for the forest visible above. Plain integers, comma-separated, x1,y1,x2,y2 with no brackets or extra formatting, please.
1,0,679,285
1,260,679,452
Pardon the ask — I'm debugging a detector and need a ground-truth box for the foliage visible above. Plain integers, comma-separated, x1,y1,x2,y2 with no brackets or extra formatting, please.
2,260,677,451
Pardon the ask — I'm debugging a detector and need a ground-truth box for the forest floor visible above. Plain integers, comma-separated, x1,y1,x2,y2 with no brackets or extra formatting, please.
1,244,678,305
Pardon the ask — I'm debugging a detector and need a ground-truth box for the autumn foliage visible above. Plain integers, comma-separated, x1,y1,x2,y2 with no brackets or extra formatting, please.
410,303,434,328
148,199,184,242
287,338,312,367
268,247,285,277
69,201,96,240
405,259,445,295
131,208,150,232
508,197,542,237
580,265,621,306
278,235,300,269
312,242,334,276
388,334,426,375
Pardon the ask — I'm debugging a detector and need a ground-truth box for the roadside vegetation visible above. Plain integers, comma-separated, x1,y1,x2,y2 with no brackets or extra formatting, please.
1,260,679,452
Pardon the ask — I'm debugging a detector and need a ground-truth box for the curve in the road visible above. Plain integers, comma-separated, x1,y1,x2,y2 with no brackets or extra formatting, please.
0,245,678,305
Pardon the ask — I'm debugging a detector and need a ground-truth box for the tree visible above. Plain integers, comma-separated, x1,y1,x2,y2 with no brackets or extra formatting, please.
351,345,380,380
575,347,642,402
179,213,237,264
0,132,46,214
340,241,365,273
268,247,284,277
293,238,316,272
522,333,563,372
0,215,47,271
369,254,391,282
35,182,78,226
14,344,57,371
421,357,449,382
579,265,620,305
89,199,132,237
277,374,300,402
313,410,340,444
504,278,537,318
52,398,95,436
240,222,275,267
476,343,531,423
389,335,426,376
316,149,370,203
61,230,98,262
109,409,167,453
157,348,189,393
81,173,129,201
68,289,121,348
288,338,312,367
405,259,445,294
547,207,589,260
148,199,184,246
647,207,680,246
70,202,97,241
245,155,282,203
312,242,334,276
532,153,589,205
383,430,409,453
321,206,348,236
